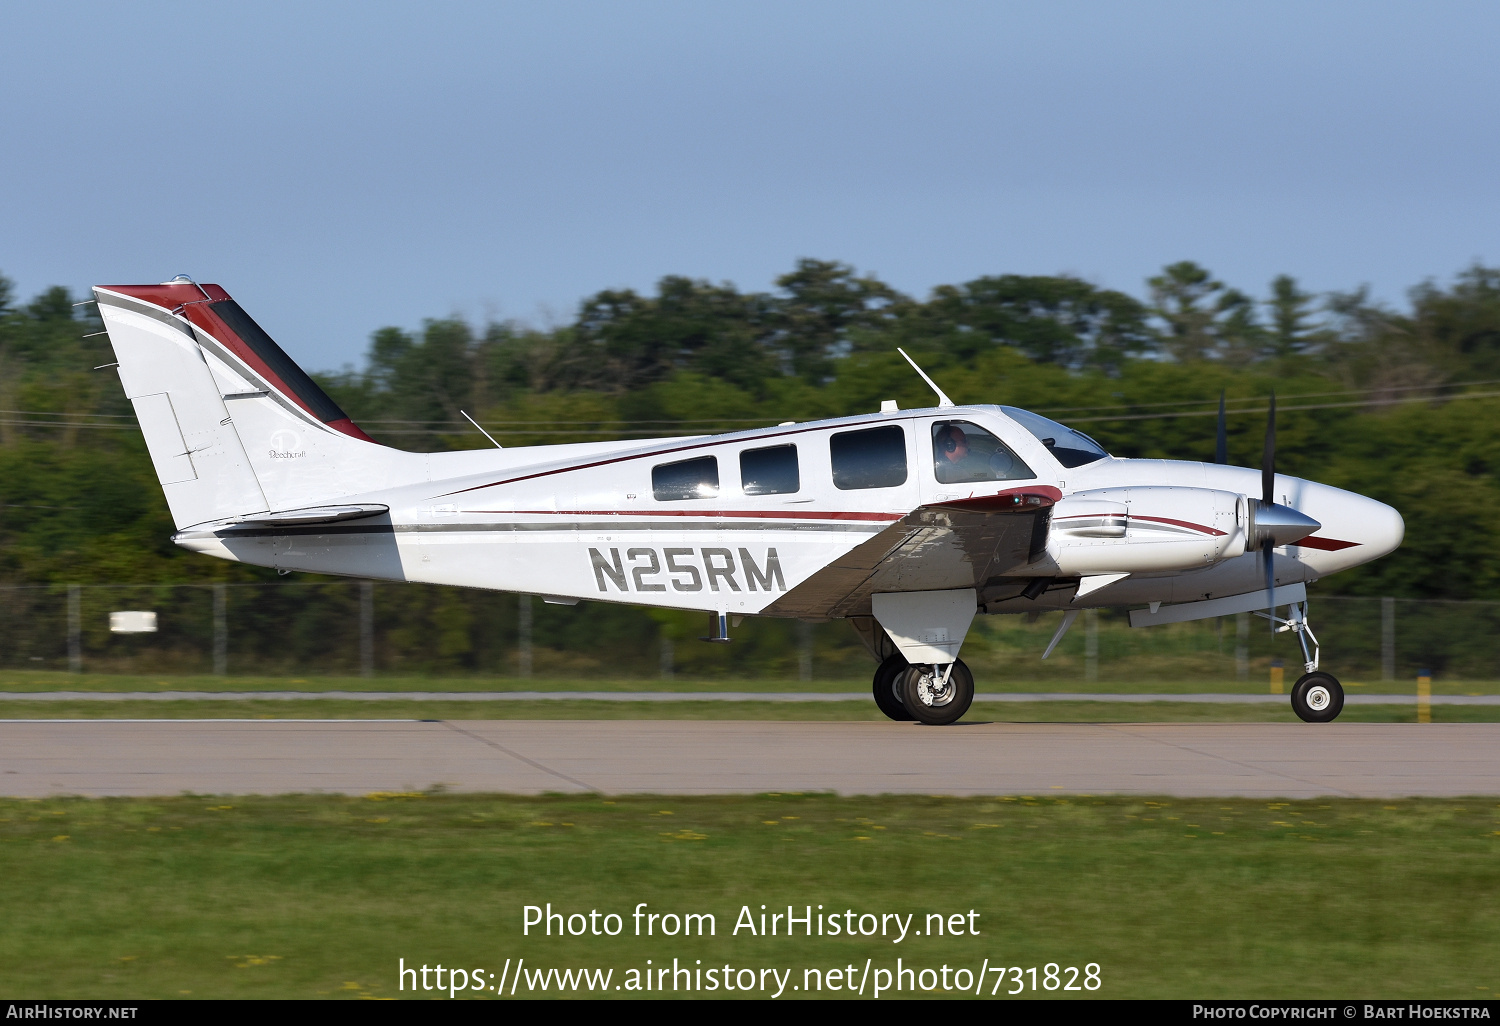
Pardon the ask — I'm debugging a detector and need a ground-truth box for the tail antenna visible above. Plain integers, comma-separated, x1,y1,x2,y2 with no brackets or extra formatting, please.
896,348,955,408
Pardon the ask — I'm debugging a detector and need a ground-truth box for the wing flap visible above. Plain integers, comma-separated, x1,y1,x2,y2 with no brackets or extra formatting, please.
763,491,1054,618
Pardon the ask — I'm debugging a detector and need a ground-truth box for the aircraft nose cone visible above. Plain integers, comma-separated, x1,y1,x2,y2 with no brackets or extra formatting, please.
1256,501,1321,546
1357,497,1405,558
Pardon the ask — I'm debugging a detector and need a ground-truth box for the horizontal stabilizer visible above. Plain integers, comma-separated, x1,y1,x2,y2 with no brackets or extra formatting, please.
1129,583,1307,628
228,504,390,526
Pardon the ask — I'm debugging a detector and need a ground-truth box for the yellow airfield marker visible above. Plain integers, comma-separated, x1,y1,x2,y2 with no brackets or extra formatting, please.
1417,669,1432,724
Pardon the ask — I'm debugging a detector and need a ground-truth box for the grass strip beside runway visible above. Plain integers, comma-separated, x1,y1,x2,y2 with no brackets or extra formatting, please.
0,793,1495,999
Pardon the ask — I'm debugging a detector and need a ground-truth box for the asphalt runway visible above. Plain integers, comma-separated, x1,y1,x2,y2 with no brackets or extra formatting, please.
1,720,1496,798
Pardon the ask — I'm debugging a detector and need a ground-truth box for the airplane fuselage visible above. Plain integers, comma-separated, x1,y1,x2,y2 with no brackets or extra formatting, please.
173,403,1402,618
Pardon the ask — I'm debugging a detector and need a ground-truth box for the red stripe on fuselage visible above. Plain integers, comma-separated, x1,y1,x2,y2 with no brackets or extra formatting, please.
463,509,904,521
1295,535,1360,551
933,487,1062,509
1128,514,1226,537
462,487,1062,520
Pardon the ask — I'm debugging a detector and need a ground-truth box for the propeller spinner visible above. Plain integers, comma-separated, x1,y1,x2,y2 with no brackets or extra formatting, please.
1251,391,1320,626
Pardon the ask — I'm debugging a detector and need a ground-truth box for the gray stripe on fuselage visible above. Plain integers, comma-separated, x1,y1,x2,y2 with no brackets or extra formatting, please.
209,519,890,539
1129,522,1203,535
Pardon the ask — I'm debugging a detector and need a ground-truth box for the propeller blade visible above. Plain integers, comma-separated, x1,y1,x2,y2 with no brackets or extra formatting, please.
1261,391,1276,504
1263,539,1276,632
1215,390,1227,464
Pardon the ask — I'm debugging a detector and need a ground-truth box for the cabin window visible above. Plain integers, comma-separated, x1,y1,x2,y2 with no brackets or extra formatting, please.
830,425,907,490
740,444,800,496
652,456,719,501
931,420,1036,484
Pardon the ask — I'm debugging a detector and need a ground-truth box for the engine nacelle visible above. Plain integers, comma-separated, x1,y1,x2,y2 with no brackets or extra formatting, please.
1040,486,1247,575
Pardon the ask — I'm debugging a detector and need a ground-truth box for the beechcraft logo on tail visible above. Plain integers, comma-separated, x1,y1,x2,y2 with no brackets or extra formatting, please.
268,429,306,459
590,547,785,593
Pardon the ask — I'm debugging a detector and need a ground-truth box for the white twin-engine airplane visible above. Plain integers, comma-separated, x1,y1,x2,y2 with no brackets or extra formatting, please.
94,278,1404,725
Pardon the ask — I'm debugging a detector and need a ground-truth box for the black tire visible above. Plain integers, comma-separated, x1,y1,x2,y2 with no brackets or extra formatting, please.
872,654,913,721
899,660,975,726
1291,671,1344,723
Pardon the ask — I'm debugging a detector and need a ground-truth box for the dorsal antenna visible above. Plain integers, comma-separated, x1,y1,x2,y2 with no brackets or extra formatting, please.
461,410,503,448
896,348,955,408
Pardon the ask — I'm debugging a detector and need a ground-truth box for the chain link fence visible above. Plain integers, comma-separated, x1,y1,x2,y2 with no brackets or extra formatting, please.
0,583,1489,683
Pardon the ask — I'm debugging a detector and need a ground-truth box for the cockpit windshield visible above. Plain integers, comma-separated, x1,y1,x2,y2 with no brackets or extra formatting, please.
998,406,1110,468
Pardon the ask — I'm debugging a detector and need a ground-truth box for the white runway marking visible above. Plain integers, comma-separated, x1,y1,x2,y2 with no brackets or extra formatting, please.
0,721,1495,798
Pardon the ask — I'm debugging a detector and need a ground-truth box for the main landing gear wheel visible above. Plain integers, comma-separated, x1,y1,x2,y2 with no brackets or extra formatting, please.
1291,671,1344,723
872,654,914,721
900,660,975,726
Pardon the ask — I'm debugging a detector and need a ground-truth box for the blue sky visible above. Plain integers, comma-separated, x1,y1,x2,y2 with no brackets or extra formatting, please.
3,1,1497,369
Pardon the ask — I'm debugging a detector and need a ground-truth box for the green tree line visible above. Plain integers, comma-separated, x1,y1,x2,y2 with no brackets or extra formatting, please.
0,258,1497,673
317,258,1500,601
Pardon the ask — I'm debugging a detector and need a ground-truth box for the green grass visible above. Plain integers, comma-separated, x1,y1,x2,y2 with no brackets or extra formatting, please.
0,794,1496,999
1,699,1497,722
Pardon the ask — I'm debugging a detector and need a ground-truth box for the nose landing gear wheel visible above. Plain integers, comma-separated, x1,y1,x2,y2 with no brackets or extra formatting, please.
899,660,975,726
872,653,914,721
1291,671,1344,723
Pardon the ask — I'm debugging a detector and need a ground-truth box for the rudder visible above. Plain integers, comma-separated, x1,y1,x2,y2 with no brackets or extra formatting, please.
96,281,269,529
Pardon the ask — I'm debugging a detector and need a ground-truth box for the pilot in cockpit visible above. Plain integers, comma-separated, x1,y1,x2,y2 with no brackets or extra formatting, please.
935,423,969,459
934,424,986,481
933,421,1029,484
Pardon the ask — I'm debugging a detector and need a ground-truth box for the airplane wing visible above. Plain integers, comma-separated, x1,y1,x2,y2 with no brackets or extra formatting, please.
762,491,1055,618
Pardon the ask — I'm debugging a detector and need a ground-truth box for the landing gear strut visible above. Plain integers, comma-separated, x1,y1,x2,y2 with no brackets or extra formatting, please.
1258,600,1344,723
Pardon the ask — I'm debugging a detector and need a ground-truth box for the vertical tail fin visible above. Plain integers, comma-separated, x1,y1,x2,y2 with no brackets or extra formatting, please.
95,279,408,528
96,281,269,529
